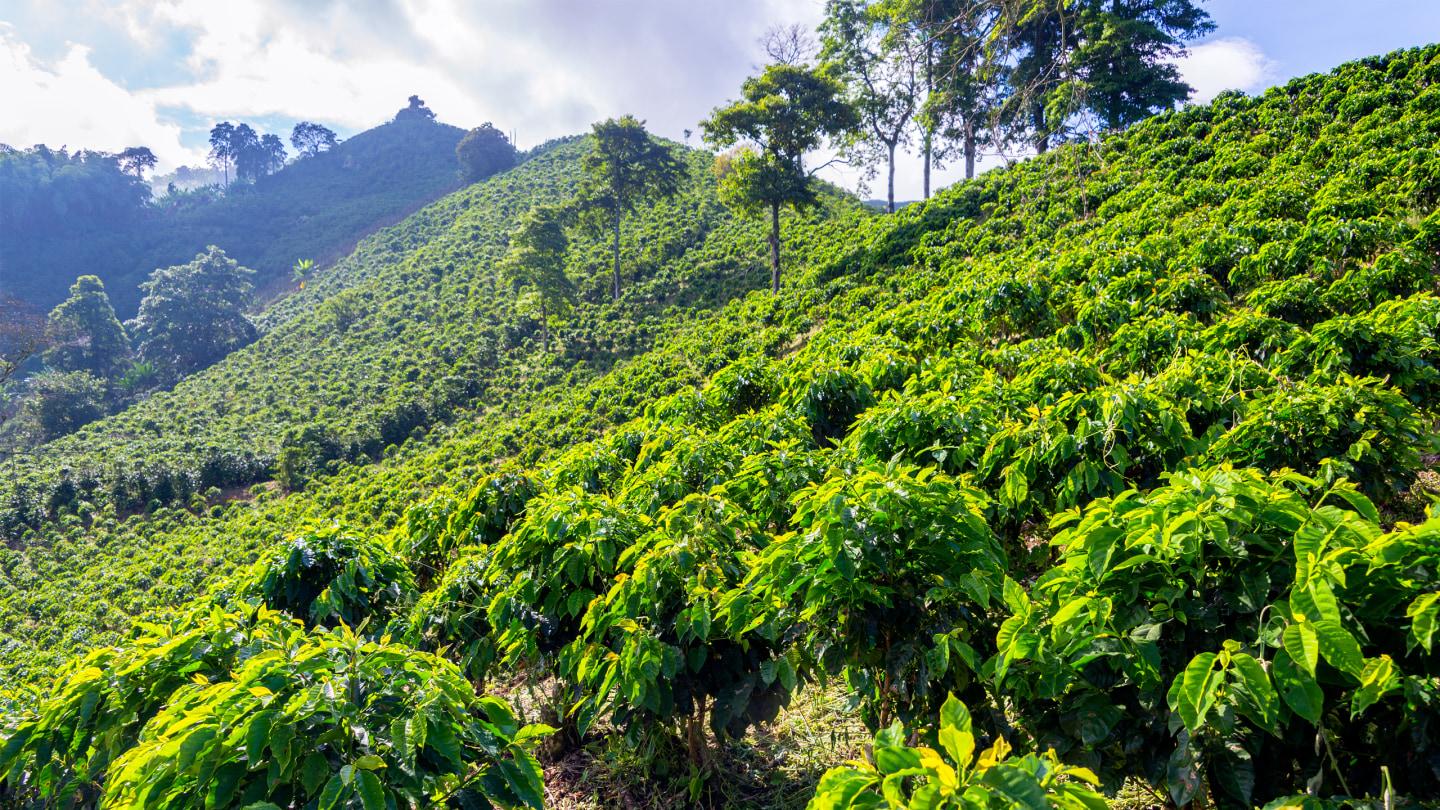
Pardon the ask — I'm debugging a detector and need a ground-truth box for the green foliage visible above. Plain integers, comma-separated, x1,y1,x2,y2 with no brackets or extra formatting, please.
498,204,575,351
240,524,415,630
5,43,1440,808
6,117,467,315
130,247,257,380
579,115,686,300
42,276,130,380
19,371,108,442
807,694,1106,809
703,62,856,289
457,123,518,183
744,462,1004,728
0,608,549,809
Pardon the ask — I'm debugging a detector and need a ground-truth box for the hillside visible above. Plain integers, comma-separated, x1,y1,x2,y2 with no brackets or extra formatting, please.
0,117,466,315
0,137,856,540
3,45,1440,808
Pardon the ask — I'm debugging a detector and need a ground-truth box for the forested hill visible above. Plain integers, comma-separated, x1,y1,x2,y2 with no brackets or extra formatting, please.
0,116,466,314
3,45,1440,808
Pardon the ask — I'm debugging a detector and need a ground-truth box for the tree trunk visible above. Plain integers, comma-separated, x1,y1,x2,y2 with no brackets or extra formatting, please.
611,209,622,301
1033,103,1050,154
923,130,932,200
923,43,933,199
965,120,977,180
768,202,781,294
887,142,897,214
539,298,549,352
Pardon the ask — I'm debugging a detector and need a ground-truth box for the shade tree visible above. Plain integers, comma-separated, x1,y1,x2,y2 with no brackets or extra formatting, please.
116,146,158,180
130,247,258,379
395,94,437,123
578,116,685,301
821,0,921,212
43,275,131,380
457,122,518,182
289,121,339,157
498,205,575,352
701,63,855,292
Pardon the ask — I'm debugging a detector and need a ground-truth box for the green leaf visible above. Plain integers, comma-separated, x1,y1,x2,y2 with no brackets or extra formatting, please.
301,752,330,796
245,711,275,764
1172,652,1222,732
1230,653,1279,734
937,694,975,767
1273,649,1323,725
1350,655,1400,717
1282,622,1319,676
1407,593,1439,653
352,754,385,771
1313,619,1365,678
981,764,1050,809
356,769,386,810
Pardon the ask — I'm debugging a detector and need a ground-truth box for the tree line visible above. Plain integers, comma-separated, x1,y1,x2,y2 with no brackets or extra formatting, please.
207,121,342,188
502,0,1212,319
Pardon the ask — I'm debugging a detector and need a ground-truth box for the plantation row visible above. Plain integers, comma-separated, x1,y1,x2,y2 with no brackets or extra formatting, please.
3,45,1440,807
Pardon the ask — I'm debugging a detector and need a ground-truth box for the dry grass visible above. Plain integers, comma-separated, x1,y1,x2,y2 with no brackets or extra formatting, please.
536,686,867,810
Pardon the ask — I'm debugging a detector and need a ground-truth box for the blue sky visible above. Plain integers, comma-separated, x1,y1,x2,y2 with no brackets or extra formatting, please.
2,1,1438,198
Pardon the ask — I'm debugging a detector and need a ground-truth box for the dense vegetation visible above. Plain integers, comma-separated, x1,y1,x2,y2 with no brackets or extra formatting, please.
1,114,467,314
4,42,1440,808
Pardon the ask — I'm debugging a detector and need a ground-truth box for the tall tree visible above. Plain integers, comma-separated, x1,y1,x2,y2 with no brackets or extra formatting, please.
702,64,855,292
116,146,158,180
822,0,921,212
1072,0,1213,131
20,370,106,441
498,205,575,352
43,275,130,380
884,0,1002,188
579,116,685,301
258,133,288,175
130,247,257,379
456,123,518,182
999,0,1211,151
208,122,237,187
230,125,265,182
290,122,339,157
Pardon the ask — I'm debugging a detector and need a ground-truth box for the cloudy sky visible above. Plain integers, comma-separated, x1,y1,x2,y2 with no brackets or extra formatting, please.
3,0,1438,199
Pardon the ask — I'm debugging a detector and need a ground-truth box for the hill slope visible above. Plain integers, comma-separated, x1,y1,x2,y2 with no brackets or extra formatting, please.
0,137,855,538
0,117,466,314
3,46,1440,808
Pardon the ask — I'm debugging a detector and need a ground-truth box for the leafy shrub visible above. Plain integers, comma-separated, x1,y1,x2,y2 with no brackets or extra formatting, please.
1206,376,1428,494
807,694,1106,810
101,623,547,809
571,494,788,756
241,524,415,629
741,462,1005,729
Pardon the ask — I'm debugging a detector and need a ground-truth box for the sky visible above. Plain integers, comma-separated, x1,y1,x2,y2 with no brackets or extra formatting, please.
3,0,1439,199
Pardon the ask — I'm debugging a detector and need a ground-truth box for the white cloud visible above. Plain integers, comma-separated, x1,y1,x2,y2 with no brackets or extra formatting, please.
0,24,204,170
1,4,1277,201
1176,37,1276,103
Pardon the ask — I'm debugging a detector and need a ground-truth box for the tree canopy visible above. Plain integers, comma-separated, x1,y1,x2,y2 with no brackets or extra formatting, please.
289,122,339,157
130,247,258,379
579,116,685,300
702,63,854,291
43,275,130,380
498,205,574,352
395,95,437,123
456,123,518,182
